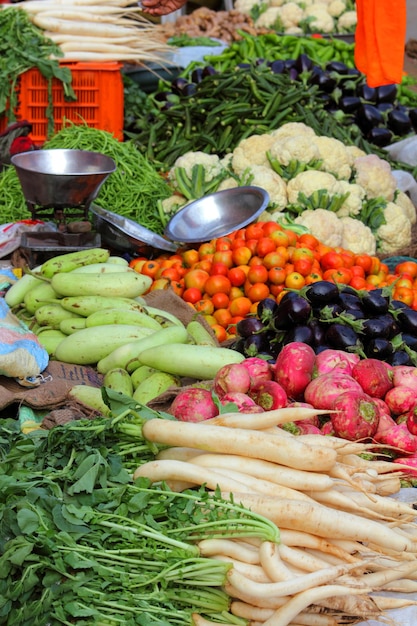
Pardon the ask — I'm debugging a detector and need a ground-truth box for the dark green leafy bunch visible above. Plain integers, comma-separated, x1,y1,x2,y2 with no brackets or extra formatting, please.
0,399,277,625
0,7,75,124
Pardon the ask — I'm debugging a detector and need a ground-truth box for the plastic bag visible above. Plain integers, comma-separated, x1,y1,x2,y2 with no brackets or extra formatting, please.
0,299,49,387
0,220,55,259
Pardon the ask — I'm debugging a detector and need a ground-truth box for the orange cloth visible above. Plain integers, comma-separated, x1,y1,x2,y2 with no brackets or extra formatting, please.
354,0,407,87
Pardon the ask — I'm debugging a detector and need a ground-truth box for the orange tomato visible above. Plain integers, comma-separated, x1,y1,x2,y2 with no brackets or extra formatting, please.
194,259,212,273
349,275,367,290
213,308,233,328
293,257,314,277
150,277,170,291
212,250,233,268
231,237,247,251
262,251,288,270
211,292,230,310
261,221,282,236
182,248,200,267
229,296,252,317
320,251,344,271
297,233,319,249
182,287,202,304
170,280,184,297
141,260,161,279
396,260,417,278
285,271,305,289
245,222,264,240
228,267,247,287
393,286,414,306
304,272,323,285
215,237,232,251
129,257,146,272
183,268,209,291
204,274,232,297
268,266,287,285
247,264,269,284
211,324,228,343
323,267,352,285
256,236,276,258
283,229,298,247
194,299,215,315
198,242,215,259
159,267,181,282
246,282,270,303
270,229,290,248
232,246,252,266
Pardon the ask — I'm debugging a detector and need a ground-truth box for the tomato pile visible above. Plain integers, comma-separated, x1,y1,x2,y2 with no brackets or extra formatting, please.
129,221,417,341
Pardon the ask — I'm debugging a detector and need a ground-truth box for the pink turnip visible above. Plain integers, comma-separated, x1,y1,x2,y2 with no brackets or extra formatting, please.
331,391,380,441
373,411,397,442
248,380,287,411
303,372,362,410
294,422,323,435
220,392,264,413
393,455,417,477
273,341,316,401
372,397,391,417
287,401,320,427
375,422,417,454
170,388,219,422
405,405,417,436
351,358,394,399
384,385,417,416
313,349,360,377
321,420,335,436
213,362,251,398
392,365,417,391
241,357,272,384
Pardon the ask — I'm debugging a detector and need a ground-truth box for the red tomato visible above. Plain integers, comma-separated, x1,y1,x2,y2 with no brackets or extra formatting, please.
228,267,247,287
212,250,233,268
246,282,270,303
256,237,276,258
204,274,232,297
210,262,229,276
183,268,210,291
320,251,344,271
323,268,352,284
245,223,264,240
268,266,286,285
182,287,202,304
211,292,230,310
247,264,269,284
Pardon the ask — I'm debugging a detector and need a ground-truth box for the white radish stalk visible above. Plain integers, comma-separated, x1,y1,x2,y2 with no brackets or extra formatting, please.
157,447,207,462
226,562,359,599
278,544,336,573
278,530,362,564
219,493,416,553
305,489,406,522
199,466,314,502
259,541,296,582
189,453,335,492
261,585,372,626
198,538,260,564
203,407,331,429
213,556,271,583
34,15,139,36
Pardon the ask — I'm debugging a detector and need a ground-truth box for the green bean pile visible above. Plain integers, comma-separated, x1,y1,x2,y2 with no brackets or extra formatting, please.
0,124,172,232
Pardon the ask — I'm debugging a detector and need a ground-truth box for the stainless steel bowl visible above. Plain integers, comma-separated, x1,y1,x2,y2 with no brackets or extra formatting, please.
11,149,116,209
90,204,177,256
164,186,270,244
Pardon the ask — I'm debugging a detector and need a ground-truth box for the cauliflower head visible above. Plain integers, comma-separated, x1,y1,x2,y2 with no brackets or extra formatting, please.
395,191,417,225
345,145,367,165
339,217,376,255
337,9,357,31
169,151,223,182
247,164,287,210
376,201,412,254
312,136,352,180
160,194,187,215
335,182,366,218
286,170,344,204
231,133,275,176
234,0,259,13
217,177,239,191
279,2,305,28
327,0,346,17
269,122,317,141
294,208,344,248
353,154,398,202
269,134,321,167
255,7,284,28
304,4,335,32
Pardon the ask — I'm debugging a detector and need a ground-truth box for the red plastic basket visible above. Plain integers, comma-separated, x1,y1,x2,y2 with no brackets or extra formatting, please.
0,62,124,144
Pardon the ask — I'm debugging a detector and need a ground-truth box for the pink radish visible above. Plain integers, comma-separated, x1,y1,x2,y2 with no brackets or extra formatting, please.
373,412,398,442
372,397,391,417
248,380,287,411
170,388,219,422
321,420,336,436
393,455,417,477
287,401,320,427
376,422,417,454
384,385,417,416
392,365,417,391
220,392,264,413
351,358,394,398
213,362,251,398
405,405,417,436
294,422,323,435
241,357,272,384
330,391,380,441
314,349,360,377
304,372,362,410
273,341,316,401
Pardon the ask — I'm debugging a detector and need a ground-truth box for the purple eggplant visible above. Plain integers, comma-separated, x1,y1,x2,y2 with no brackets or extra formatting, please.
304,280,340,305
295,53,313,73
357,83,377,102
355,103,384,133
387,108,413,135
340,95,362,113
367,126,393,147
236,317,265,338
364,337,394,360
325,323,363,352
375,83,398,103
397,308,417,335
409,108,417,132
326,60,349,73
269,59,285,75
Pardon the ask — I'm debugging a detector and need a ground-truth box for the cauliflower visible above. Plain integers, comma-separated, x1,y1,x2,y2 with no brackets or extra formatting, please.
279,2,304,28
353,154,398,202
283,25,304,33
269,134,321,167
339,216,376,255
246,164,287,210
286,170,344,204
160,194,186,215
270,0,286,6
336,9,357,32
335,182,366,217
231,133,275,175
294,208,344,248
234,0,259,12
327,0,346,17
255,7,284,28
345,145,367,165
312,136,352,180
169,151,223,183
217,177,239,191
269,122,317,141
395,191,417,225
304,5,335,32
376,202,412,254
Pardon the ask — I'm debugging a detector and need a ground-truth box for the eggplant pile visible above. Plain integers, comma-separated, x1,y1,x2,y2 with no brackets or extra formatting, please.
232,280,417,366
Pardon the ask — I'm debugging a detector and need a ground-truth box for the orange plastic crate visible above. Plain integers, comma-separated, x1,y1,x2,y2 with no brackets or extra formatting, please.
0,62,124,143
